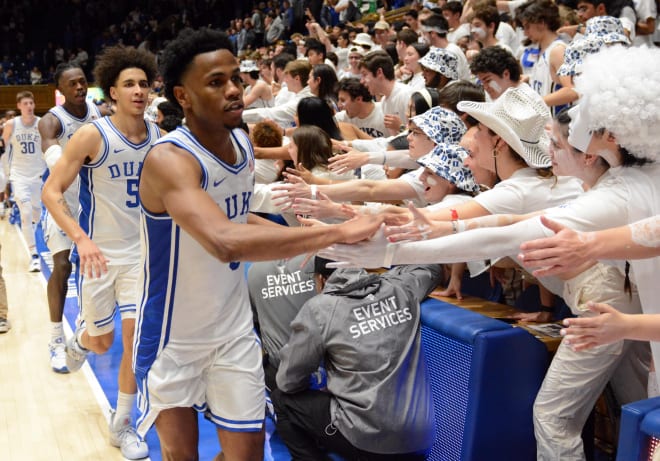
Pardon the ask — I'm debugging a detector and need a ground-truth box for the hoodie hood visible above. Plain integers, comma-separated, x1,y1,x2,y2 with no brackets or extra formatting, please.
323,268,381,298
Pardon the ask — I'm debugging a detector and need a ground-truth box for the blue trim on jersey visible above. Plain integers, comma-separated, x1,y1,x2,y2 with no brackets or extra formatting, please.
50,102,101,141
167,126,248,175
133,216,180,381
104,117,154,151
153,137,210,190
85,119,112,168
78,167,96,239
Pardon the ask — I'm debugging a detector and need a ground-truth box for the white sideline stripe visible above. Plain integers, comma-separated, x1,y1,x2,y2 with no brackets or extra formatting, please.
14,222,152,461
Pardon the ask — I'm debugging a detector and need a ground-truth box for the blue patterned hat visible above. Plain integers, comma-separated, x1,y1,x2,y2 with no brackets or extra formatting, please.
419,47,459,80
417,144,479,193
410,106,466,145
557,37,604,76
584,16,631,45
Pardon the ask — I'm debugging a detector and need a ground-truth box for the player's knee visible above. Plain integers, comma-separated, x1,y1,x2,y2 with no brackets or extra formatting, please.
52,254,72,276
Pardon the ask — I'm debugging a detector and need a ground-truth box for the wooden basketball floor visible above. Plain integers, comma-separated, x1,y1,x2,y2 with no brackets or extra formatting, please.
0,218,288,461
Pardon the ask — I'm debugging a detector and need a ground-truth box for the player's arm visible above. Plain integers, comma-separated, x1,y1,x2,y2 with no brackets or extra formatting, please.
38,113,63,168
1,118,13,152
139,143,384,262
42,124,106,276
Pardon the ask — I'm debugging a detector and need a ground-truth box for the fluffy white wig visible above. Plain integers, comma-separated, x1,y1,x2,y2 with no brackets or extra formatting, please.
575,45,660,161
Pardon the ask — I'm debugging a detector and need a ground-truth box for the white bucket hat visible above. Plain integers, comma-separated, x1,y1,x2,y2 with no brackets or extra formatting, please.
352,33,376,49
240,60,259,73
418,47,459,81
457,86,552,168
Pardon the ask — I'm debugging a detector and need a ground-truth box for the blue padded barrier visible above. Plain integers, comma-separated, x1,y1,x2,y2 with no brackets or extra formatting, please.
617,397,660,461
420,298,549,461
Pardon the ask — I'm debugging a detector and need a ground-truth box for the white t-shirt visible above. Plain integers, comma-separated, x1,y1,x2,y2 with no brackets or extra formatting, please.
381,82,414,126
335,103,387,139
405,72,427,91
243,86,314,129
447,23,471,44
474,168,583,214
633,0,658,47
496,21,521,57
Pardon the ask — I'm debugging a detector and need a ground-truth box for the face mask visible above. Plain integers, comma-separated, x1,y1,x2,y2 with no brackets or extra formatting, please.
471,27,487,40
488,80,502,95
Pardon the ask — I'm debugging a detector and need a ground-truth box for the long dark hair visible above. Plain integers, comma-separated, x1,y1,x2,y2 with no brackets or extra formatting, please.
292,125,334,171
311,64,338,105
297,96,342,140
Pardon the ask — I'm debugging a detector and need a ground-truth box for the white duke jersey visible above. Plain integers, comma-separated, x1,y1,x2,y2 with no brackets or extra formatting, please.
48,101,103,210
530,39,567,116
7,116,46,180
134,126,256,379
78,117,161,265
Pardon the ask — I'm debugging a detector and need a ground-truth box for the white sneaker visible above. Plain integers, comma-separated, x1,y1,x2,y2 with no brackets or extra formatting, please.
65,329,89,372
109,410,149,460
0,318,10,334
29,256,41,272
49,338,69,373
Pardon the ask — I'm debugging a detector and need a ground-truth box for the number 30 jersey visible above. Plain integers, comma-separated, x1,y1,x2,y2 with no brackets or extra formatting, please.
78,117,161,265
7,116,46,181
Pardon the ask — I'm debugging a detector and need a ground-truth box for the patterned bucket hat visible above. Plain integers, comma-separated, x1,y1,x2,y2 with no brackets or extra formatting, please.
410,106,466,145
417,144,479,193
557,36,604,76
584,15,631,45
418,47,459,81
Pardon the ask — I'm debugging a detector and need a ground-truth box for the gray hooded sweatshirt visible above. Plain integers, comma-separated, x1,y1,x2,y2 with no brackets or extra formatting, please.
276,264,442,454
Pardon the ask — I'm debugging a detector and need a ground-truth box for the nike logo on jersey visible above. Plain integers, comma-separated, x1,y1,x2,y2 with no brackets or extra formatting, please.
113,148,125,154
213,177,226,187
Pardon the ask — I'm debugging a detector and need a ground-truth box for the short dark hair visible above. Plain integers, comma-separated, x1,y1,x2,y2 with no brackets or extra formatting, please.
472,5,501,33
360,50,395,81
338,77,373,102
273,52,295,71
159,28,233,109
421,14,449,38
54,62,85,89
305,38,327,59
397,28,419,46
437,80,485,124
470,46,521,82
94,45,157,103
516,0,561,32
404,9,418,20
157,100,183,118
442,1,464,15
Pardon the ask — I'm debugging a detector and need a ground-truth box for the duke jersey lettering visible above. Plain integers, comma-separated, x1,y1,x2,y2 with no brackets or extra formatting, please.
47,101,103,210
134,126,256,380
78,117,161,265
530,39,568,116
8,116,46,180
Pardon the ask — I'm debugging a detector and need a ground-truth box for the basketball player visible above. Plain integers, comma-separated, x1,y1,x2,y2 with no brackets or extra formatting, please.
2,91,46,272
42,46,160,460
39,63,107,374
134,28,382,460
